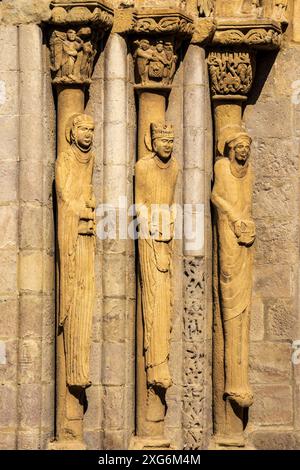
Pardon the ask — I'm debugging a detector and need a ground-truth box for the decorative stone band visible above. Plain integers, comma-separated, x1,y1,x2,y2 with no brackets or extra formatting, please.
131,10,194,37
49,0,114,27
211,19,283,50
207,50,255,99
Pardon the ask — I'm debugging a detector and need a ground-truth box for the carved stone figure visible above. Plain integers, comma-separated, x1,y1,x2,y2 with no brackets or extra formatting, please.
273,0,288,23
198,0,214,17
50,27,97,84
136,122,179,396
56,114,96,393
211,126,255,408
133,39,177,86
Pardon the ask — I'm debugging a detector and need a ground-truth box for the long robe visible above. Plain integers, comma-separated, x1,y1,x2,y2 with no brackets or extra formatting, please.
135,154,179,387
56,146,95,388
211,157,254,322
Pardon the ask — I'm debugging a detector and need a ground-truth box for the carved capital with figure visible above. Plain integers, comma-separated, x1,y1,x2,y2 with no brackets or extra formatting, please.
49,0,113,85
129,9,193,89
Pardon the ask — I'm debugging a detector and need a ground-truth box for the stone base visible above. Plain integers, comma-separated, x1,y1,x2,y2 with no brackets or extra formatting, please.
128,436,177,451
47,440,87,451
208,435,255,451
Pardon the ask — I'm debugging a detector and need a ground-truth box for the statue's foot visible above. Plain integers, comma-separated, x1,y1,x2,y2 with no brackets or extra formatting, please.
148,363,172,389
224,388,253,408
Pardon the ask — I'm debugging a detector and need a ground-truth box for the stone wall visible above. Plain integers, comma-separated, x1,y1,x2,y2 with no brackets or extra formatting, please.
244,2,300,448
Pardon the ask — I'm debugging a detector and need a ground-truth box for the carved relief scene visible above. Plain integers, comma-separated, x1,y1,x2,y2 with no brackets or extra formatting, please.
0,0,299,454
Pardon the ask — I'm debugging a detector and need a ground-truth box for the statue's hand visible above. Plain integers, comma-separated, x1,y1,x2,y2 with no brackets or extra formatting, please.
234,219,256,246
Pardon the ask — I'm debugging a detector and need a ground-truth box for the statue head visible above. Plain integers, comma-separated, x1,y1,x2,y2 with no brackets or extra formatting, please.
228,134,252,164
67,29,77,42
140,39,150,51
150,122,174,160
156,41,164,52
66,114,95,152
218,126,252,164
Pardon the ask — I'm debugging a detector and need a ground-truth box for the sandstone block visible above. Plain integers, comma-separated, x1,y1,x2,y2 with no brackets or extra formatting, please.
0,71,18,116
0,115,18,159
250,342,292,384
265,298,295,341
254,265,291,298
0,26,18,72
103,253,126,298
102,342,126,386
18,383,42,428
103,298,125,342
250,384,293,426
19,251,43,293
0,251,17,294
250,297,264,341
0,297,18,338
0,384,17,427
0,161,18,202
103,386,124,430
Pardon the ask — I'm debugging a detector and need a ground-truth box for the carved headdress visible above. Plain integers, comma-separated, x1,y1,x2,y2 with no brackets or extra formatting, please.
217,125,252,157
150,122,174,141
65,113,95,144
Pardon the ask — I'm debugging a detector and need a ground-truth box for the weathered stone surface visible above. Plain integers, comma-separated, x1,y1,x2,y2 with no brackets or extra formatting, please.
19,251,43,293
0,384,17,427
251,431,300,451
265,298,295,341
254,265,292,298
0,297,18,338
103,430,125,451
102,342,126,385
18,383,42,428
103,298,125,342
103,386,125,430
250,342,292,384
254,218,298,265
0,1,51,26
251,385,293,426
0,161,18,202
253,177,297,219
0,431,16,450
250,297,264,342
0,251,17,294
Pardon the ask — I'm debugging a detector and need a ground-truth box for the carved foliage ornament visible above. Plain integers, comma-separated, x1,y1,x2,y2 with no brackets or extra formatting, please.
133,38,178,87
183,258,205,450
207,51,254,97
133,14,194,36
213,28,282,49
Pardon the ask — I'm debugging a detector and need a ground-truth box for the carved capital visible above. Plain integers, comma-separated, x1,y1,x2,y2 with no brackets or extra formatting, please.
207,50,255,99
49,0,113,85
129,9,193,89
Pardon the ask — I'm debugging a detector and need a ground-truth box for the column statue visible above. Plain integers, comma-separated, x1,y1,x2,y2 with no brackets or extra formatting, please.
211,126,255,409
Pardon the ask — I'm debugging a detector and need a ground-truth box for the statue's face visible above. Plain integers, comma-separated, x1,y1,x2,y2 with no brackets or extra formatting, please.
234,139,251,163
157,43,164,52
141,41,150,50
74,123,94,150
67,30,77,41
153,137,174,159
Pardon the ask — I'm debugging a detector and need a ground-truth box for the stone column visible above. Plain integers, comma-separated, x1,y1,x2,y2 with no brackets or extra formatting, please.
206,12,286,449
46,0,113,450
127,8,193,450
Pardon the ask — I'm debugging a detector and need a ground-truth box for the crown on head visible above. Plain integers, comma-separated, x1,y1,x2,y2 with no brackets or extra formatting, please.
150,122,174,140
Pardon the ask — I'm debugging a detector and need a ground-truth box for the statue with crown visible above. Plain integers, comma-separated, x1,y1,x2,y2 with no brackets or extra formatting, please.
135,122,179,420
56,113,96,398
211,125,256,411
